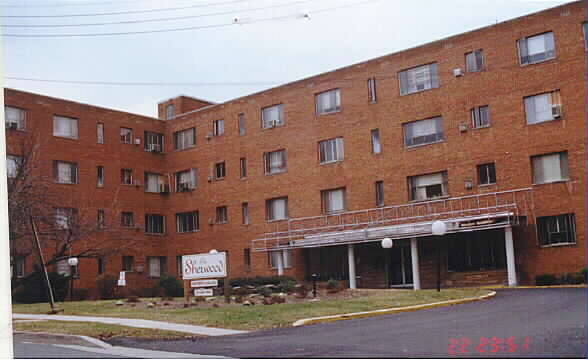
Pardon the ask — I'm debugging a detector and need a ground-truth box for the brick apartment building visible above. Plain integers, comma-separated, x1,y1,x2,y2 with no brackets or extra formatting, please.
6,1,587,297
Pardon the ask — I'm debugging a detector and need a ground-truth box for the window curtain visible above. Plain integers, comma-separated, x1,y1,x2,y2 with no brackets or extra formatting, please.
146,174,159,192
149,257,161,277
533,153,567,183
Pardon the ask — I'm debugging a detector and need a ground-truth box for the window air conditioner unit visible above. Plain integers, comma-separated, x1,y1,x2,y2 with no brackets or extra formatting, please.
159,184,170,194
207,175,213,182
134,138,141,145
458,123,468,132
208,218,215,225
178,182,193,192
149,144,161,153
453,68,463,77
551,105,562,119
206,132,213,140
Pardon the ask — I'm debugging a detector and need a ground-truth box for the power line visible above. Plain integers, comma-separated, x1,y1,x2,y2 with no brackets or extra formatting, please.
2,0,317,28
3,0,381,38
1,0,255,18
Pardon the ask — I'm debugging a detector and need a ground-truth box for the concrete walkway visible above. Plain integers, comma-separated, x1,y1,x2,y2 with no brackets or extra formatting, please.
13,314,248,336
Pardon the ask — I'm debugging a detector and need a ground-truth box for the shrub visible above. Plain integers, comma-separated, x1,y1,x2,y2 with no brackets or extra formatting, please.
277,279,297,294
12,271,70,303
326,278,340,292
72,288,88,301
229,276,296,288
158,275,184,298
96,274,117,300
126,295,140,303
257,286,272,298
535,274,559,286
232,287,250,296
582,268,587,283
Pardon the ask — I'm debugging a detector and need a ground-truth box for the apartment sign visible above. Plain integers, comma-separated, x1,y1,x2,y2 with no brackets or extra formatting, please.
182,252,227,280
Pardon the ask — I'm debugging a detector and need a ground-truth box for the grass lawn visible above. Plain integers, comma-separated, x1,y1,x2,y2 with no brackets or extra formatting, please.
12,288,491,331
13,320,196,339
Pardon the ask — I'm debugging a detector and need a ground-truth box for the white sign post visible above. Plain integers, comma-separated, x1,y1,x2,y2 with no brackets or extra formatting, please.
117,271,126,287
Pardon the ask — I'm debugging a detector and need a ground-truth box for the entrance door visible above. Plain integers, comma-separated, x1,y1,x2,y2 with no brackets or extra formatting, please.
389,244,413,287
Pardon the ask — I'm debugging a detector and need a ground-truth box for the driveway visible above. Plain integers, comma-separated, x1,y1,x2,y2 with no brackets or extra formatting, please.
109,288,587,358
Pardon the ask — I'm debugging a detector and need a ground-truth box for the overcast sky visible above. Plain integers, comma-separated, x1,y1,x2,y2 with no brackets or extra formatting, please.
1,0,574,117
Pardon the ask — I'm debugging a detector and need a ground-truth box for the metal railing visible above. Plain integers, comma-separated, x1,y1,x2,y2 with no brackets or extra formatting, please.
252,188,534,252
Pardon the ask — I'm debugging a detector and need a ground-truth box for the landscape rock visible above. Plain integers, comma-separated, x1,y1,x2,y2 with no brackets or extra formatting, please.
242,301,252,306
147,302,155,308
115,300,124,306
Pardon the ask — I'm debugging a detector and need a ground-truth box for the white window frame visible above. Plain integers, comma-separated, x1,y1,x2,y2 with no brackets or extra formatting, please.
120,127,133,144
166,104,175,120
319,137,344,164
465,49,485,72
144,131,164,152
97,166,104,187
148,256,166,278
176,169,197,192
321,188,346,214
54,161,78,184
471,106,491,128
368,77,377,103
478,163,496,186
121,212,134,227
409,172,448,201
145,214,165,234
53,115,78,139
240,158,247,179
121,168,133,185
144,172,164,193
213,119,225,136
238,113,246,136
518,31,556,65
264,149,287,175
316,89,341,115
403,117,444,147
242,202,250,225
97,123,104,144
531,152,569,184
261,104,284,129
537,213,576,247
5,106,26,130
269,250,292,269
176,211,199,233
371,129,381,154
174,128,196,150
375,181,385,207
216,206,228,224
399,63,439,95
524,91,562,125
266,197,288,221
215,162,226,180
6,155,21,178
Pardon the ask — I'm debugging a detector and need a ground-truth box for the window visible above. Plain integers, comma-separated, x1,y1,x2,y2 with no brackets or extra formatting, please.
145,172,165,192
97,166,104,187
321,188,346,214
6,155,21,178
53,115,78,139
174,128,196,150
97,258,105,275
121,212,134,227
531,152,569,184
54,207,77,230
448,231,506,272
244,249,251,272
122,256,134,272
239,113,246,136
15,256,25,278
97,123,104,144
213,119,224,136
261,104,284,128
97,209,105,229
465,49,485,72
371,129,381,154
524,91,562,124
266,197,288,221
121,169,133,185
399,63,439,95
269,250,292,269
215,162,226,180
242,202,250,225
166,104,175,120
319,137,344,164
240,158,247,179
582,23,588,50
176,211,199,233
120,127,133,144
176,169,197,192
375,181,385,207
216,206,228,224
176,255,183,276
264,150,287,174
145,214,165,234
518,32,556,65
471,106,491,128
409,172,448,201
5,106,26,130
53,161,78,184
316,89,341,115
368,77,377,103
148,257,167,278
144,131,164,153
537,214,576,246
478,163,496,186
403,117,444,147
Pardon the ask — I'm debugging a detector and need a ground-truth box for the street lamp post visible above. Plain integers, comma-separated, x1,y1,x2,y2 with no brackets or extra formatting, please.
431,220,447,292
68,257,78,301
381,238,393,288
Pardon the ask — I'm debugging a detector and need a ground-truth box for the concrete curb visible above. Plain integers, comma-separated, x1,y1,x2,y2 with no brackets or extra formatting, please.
292,291,496,327
14,331,113,349
479,284,586,289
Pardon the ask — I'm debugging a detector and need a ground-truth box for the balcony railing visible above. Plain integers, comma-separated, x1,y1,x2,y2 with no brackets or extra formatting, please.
252,188,534,252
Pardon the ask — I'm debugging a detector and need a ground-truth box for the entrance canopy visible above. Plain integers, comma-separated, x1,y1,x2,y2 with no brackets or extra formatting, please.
252,188,534,252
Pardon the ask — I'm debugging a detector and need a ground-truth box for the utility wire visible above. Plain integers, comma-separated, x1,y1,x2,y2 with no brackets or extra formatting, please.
3,0,381,38
1,0,255,18
2,0,318,28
